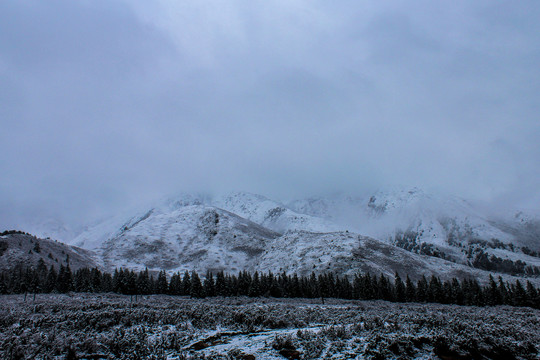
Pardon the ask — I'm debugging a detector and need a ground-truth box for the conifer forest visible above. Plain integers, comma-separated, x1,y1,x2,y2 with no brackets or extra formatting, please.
1,262,539,309
1,263,539,359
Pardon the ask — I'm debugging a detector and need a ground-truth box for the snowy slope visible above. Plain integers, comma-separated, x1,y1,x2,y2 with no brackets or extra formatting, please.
489,211,540,250
289,188,493,241
213,192,342,233
256,230,534,284
57,189,540,281
99,205,280,273
70,193,208,250
0,232,100,270
288,188,540,270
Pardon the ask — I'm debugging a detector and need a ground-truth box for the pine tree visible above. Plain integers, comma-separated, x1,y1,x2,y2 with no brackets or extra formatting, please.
394,272,406,302
450,278,463,305
416,276,428,302
156,270,168,294
525,281,539,308
203,271,215,297
56,265,73,293
513,280,527,307
498,276,508,304
326,273,336,298
269,272,282,298
428,275,443,303
181,271,191,296
190,271,204,298
168,272,182,295
378,274,393,301
25,267,38,295
307,272,318,298
73,268,90,292
137,268,151,295
214,271,226,296
352,274,362,299
248,272,261,297
441,280,452,304
335,275,352,299
112,269,121,293
486,274,501,305
126,270,138,296
101,272,113,292
405,275,416,302
227,273,238,296
291,273,300,297
238,271,252,296
64,265,73,292
464,278,483,306
36,258,47,292
278,272,289,298
90,268,102,292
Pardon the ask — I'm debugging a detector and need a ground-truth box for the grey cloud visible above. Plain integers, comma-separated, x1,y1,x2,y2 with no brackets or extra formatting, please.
1,0,540,229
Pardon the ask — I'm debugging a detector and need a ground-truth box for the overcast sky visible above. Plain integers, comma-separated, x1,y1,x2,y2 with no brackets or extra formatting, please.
1,0,540,227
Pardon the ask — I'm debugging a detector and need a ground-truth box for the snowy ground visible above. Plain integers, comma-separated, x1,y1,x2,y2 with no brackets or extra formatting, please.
0,294,538,359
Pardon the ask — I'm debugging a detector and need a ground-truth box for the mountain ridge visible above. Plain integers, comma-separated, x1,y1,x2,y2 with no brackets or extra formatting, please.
4,189,539,284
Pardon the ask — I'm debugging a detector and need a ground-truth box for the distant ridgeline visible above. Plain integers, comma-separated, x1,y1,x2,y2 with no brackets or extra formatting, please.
0,230,31,236
0,264,538,309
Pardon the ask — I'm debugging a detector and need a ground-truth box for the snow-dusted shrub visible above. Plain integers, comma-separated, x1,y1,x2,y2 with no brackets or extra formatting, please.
0,294,538,359
271,334,296,350
319,325,350,340
298,334,325,359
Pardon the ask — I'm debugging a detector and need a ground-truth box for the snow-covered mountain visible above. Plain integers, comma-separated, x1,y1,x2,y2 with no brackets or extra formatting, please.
288,188,540,274
99,205,280,274
257,230,519,283
0,231,100,271
213,192,341,233
71,193,209,250
8,189,539,283
71,191,342,251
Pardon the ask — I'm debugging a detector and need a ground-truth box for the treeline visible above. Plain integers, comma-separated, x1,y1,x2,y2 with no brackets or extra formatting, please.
471,251,539,275
0,259,539,308
0,230,30,236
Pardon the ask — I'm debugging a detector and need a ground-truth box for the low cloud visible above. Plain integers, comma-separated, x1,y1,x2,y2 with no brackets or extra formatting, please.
1,0,539,228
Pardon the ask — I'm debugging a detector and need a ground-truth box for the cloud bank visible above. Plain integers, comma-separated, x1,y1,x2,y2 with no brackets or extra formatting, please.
1,0,540,227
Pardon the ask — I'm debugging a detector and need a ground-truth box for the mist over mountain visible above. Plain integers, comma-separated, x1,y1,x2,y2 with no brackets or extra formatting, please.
2,1,540,234
6,188,536,286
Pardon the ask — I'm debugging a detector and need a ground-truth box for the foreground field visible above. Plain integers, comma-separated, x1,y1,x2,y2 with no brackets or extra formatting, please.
0,294,538,359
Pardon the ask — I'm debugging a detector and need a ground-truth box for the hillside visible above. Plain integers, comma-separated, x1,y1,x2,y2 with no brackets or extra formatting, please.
0,231,99,271
98,205,280,273
9,189,539,283
213,191,341,233
288,189,540,276
257,230,538,285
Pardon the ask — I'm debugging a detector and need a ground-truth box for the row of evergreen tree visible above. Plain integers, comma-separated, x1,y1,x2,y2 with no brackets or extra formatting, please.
0,259,538,308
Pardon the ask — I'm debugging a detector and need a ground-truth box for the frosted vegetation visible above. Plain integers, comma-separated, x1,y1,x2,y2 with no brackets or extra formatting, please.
0,294,538,359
